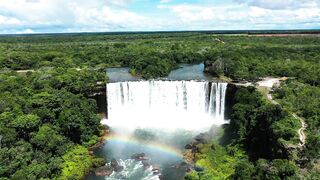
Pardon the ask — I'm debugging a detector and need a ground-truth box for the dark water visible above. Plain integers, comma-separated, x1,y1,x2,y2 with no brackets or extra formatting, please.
106,63,211,82
167,63,211,81
107,67,140,82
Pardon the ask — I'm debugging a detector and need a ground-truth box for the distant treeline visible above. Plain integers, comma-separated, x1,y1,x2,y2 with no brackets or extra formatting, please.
1,29,319,37
1,32,320,80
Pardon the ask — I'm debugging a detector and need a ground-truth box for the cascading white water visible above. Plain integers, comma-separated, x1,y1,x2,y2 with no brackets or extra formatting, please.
103,80,227,132
106,159,159,180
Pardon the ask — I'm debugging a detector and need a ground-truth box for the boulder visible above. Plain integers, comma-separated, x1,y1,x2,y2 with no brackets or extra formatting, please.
152,165,161,175
142,160,151,169
153,169,161,175
194,133,209,144
185,143,193,149
111,159,124,172
210,144,216,150
152,165,161,171
131,153,149,161
194,166,204,172
180,161,192,172
95,166,113,176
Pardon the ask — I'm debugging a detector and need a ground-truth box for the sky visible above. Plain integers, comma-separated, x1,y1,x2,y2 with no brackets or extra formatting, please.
0,0,319,34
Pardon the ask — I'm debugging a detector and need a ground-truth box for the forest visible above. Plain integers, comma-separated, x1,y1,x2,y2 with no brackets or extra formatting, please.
0,32,319,179
0,68,107,179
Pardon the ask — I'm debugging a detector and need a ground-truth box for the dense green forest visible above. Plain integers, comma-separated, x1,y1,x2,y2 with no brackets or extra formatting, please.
1,33,319,82
0,69,107,179
0,32,319,179
186,87,303,179
274,81,320,177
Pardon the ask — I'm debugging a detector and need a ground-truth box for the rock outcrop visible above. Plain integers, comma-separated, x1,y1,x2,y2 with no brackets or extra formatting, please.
95,166,113,176
110,159,124,172
131,153,149,161
204,58,226,76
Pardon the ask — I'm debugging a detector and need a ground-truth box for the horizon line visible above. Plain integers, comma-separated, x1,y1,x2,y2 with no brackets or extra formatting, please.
1,29,320,36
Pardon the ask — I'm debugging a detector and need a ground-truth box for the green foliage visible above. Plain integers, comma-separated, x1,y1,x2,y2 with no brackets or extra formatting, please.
225,87,300,160
274,80,320,172
59,146,94,180
255,159,299,180
0,143,33,177
130,55,173,79
10,114,40,138
231,160,255,179
186,143,246,180
30,124,65,152
0,69,104,179
11,162,49,180
204,38,320,86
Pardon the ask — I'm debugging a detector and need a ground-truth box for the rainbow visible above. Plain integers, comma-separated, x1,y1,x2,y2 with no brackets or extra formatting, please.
104,134,183,157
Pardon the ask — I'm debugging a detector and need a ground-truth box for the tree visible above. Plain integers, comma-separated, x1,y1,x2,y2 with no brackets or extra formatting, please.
232,160,255,180
30,125,65,153
11,163,49,180
10,114,40,138
59,146,94,180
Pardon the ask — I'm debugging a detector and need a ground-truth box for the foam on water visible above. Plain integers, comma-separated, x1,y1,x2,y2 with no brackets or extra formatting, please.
105,159,159,180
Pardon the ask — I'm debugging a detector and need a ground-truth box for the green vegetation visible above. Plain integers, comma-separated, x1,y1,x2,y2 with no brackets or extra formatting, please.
274,80,320,176
0,68,107,179
0,32,319,179
187,87,301,179
180,33,319,179
204,36,320,86
1,33,319,81
60,145,105,180
186,144,246,179
0,33,205,79
227,87,300,158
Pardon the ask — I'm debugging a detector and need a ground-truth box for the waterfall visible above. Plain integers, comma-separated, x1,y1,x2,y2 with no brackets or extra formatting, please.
100,80,228,179
104,80,227,131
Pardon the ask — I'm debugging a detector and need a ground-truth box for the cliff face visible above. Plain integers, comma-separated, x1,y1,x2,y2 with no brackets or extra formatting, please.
204,58,226,76
224,84,238,121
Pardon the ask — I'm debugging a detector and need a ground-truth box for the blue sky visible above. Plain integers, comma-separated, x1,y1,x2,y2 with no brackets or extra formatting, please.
0,0,319,34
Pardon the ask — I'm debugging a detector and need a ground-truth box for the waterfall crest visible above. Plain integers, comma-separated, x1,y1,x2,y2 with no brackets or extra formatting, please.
104,80,227,131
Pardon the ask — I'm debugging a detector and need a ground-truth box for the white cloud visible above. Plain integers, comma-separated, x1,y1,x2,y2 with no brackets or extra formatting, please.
18,28,35,34
0,0,151,33
166,5,215,22
106,0,133,6
75,6,148,29
249,7,268,17
160,0,172,3
236,0,319,10
0,0,319,33
159,4,247,25
0,15,21,25
160,2,320,30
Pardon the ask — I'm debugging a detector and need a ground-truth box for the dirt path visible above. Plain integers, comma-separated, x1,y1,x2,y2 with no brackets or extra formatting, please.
16,69,35,73
266,93,279,105
257,77,307,148
293,113,307,147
